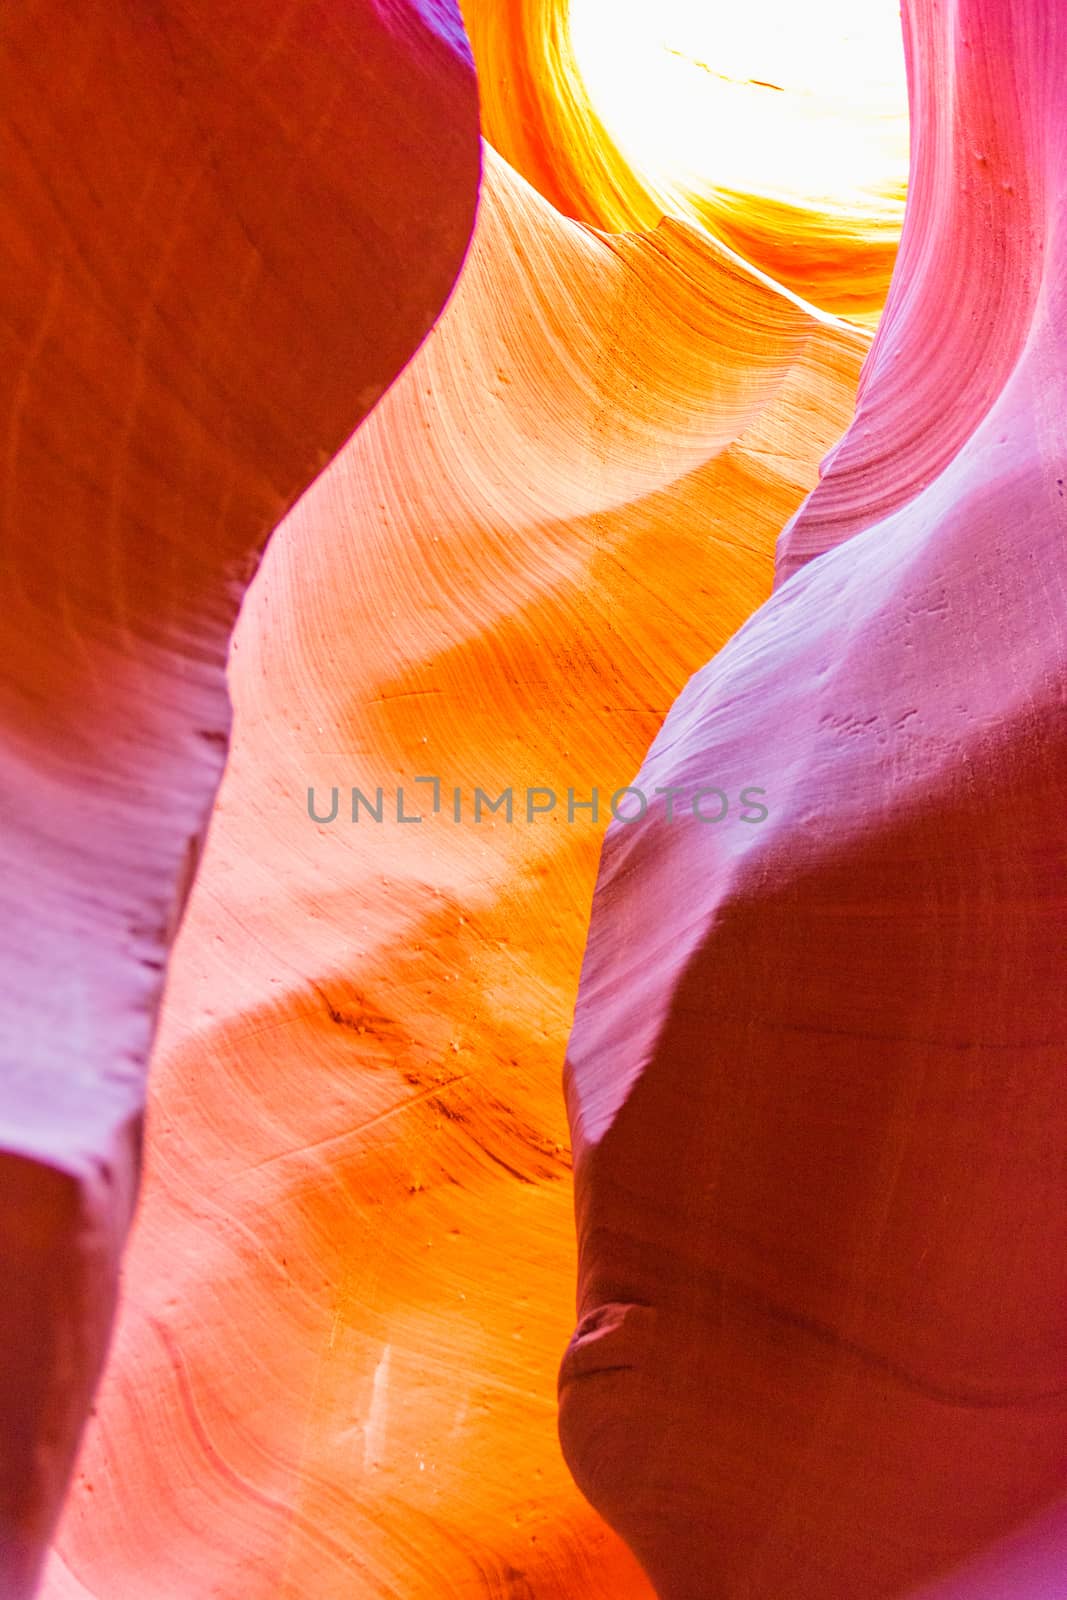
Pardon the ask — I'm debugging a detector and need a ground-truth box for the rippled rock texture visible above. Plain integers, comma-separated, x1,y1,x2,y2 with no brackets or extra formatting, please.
462,0,906,320
561,0,1067,1595
7,0,1062,1595
33,131,868,1596
1,1,479,1592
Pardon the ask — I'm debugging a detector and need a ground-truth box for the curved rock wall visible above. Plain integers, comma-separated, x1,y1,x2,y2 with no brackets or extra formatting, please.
1,2,479,1591
38,141,866,1598
11,0,1056,1596
562,1,1067,1594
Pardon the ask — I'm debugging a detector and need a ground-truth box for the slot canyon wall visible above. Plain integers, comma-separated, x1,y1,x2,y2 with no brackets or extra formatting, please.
2,0,1064,1597
560,0,1067,1595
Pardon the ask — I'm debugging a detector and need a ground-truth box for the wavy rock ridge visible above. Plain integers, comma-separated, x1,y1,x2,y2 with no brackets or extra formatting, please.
0,2,479,1592
39,140,868,1598
461,0,906,319
562,1,1067,1595
11,0,1048,1596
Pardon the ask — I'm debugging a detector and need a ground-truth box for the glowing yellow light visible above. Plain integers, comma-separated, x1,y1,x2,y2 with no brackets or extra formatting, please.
567,0,908,220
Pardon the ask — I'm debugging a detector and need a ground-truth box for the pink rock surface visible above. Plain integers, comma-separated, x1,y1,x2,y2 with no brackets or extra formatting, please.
560,1,1067,1594
0,4,479,1591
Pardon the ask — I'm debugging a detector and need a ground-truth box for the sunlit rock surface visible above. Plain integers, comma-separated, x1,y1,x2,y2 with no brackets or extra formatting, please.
462,0,907,319
37,142,866,1600
561,0,1067,1595
0,1,479,1592
12,0,1057,1595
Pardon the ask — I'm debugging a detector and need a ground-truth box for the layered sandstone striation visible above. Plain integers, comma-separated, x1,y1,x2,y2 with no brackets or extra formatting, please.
0,2,479,1591
38,140,868,1597
13,0,1049,1595
561,1,1067,1595
460,0,906,320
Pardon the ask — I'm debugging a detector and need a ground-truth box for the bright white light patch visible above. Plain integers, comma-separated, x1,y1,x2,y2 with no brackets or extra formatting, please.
567,0,908,216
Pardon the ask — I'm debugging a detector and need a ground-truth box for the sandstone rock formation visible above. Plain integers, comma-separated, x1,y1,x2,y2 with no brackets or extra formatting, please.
36,136,868,1597
0,3,479,1592
14,0,1056,1595
560,0,1067,1595
462,0,905,320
